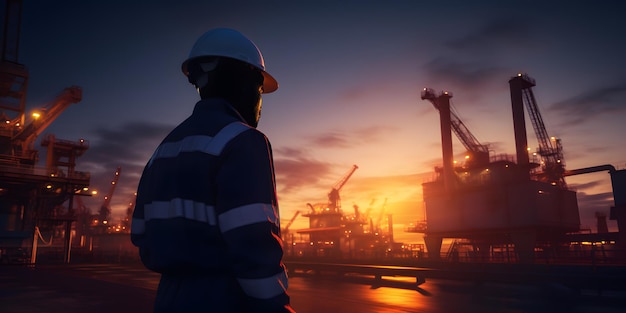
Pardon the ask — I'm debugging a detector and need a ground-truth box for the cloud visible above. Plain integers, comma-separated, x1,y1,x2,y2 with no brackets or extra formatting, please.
421,57,510,98
576,191,613,209
81,121,171,172
273,147,334,193
309,131,352,149
445,18,535,52
77,121,173,214
549,84,626,125
307,125,395,149
420,17,538,100
568,179,604,191
575,191,614,230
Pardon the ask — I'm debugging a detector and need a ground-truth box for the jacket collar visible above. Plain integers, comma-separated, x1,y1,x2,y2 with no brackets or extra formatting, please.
193,98,247,124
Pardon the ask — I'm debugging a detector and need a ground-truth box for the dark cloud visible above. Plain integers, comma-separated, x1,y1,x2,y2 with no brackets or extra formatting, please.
421,57,510,98
309,131,352,149
80,121,171,172
273,148,334,193
77,121,172,213
421,16,537,101
549,84,626,125
445,18,535,52
576,191,614,229
308,125,394,149
568,179,604,191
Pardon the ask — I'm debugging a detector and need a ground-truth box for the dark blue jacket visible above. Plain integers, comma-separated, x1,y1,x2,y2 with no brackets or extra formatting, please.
131,98,292,312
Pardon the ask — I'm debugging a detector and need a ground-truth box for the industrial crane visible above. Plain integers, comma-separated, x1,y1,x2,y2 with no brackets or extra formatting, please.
9,86,83,164
1,1,83,165
122,192,137,230
98,166,122,224
514,74,567,188
421,88,490,168
327,164,358,212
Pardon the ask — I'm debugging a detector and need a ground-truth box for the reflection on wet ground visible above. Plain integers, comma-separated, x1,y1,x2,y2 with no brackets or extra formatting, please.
290,274,626,313
1,264,624,313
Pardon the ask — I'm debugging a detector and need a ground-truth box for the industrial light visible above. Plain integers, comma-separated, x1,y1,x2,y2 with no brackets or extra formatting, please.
32,112,41,119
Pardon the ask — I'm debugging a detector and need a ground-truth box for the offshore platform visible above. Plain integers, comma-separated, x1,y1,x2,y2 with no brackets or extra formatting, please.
413,74,626,263
284,164,405,260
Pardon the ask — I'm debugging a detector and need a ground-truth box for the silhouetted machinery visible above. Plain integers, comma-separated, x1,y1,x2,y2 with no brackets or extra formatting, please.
0,0,90,261
420,74,580,263
421,88,490,169
298,165,358,257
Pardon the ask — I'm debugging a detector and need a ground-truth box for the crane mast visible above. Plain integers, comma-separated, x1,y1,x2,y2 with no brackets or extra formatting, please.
515,74,566,188
421,88,490,168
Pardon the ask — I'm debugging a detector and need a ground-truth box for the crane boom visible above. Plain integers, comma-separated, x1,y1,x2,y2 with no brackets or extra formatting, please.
515,74,566,188
11,86,82,161
283,210,301,233
99,166,122,222
421,88,489,167
328,164,358,212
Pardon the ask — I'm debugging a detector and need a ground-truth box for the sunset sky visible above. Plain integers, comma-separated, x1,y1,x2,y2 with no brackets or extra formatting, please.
15,1,626,243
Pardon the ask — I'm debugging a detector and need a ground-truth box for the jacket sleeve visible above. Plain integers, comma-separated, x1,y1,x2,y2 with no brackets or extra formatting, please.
215,129,295,313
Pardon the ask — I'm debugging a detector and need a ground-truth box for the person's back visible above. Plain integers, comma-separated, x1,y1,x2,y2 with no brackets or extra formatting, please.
131,28,294,313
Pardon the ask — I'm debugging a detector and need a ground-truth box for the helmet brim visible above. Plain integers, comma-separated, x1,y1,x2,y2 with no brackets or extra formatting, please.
262,72,278,94
182,59,278,94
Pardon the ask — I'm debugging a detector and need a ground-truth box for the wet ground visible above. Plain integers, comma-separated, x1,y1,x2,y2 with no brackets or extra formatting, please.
1,263,624,313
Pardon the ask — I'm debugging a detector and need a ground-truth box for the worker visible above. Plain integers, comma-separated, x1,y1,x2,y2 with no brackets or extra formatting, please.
131,28,294,313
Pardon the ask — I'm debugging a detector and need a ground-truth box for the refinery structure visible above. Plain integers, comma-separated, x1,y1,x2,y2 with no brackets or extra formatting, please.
1,0,625,266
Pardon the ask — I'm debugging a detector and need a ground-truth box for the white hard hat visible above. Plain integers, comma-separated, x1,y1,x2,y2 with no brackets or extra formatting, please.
181,28,278,93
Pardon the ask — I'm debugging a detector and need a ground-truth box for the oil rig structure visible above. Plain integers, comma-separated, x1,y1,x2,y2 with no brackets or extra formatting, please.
0,0,91,263
414,74,626,263
285,164,405,260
